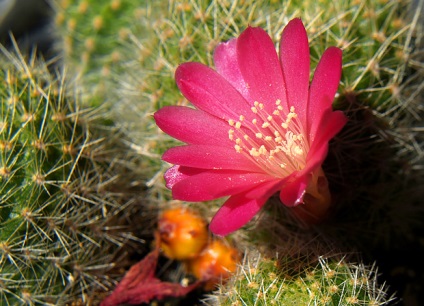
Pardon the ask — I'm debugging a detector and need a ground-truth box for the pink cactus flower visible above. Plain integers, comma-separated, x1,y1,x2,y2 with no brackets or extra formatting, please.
154,18,347,236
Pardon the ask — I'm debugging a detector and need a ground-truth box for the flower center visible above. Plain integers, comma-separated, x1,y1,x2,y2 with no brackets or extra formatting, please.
228,100,308,177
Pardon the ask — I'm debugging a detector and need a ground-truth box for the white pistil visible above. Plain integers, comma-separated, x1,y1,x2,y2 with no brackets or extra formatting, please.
294,146,303,155
227,100,308,177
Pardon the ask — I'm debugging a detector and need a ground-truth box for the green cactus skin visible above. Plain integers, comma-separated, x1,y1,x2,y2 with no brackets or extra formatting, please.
0,46,150,305
53,0,424,305
54,0,160,100
118,0,421,304
211,252,394,306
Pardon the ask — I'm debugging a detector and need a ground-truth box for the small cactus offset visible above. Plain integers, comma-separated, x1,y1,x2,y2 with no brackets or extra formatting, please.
214,252,394,306
0,47,149,305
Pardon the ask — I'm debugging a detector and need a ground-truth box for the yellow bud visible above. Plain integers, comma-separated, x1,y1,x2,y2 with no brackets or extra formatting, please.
186,239,240,290
157,207,208,260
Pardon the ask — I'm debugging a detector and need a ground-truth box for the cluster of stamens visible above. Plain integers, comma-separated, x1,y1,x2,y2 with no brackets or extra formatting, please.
228,100,308,177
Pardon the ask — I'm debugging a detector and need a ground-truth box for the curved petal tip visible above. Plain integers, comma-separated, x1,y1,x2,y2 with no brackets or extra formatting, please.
279,176,308,207
209,194,267,236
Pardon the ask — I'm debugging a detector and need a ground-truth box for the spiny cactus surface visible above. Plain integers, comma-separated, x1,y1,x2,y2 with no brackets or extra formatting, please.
0,48,147,305
54,0,160,99
213,253,394,306
49,0,424,305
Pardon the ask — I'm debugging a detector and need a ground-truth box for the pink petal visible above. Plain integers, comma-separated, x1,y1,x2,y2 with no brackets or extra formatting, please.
209,192,268,236
164,165,205,189
242,179,285,199
309,109,347,147
308,46,343,137
162,145,260,171
176,62,252,121
237,27,288,112
171,170,273,202
289,111,347,187
279,18,310,128
280,111,347,207
214,38,251,101
279,175,309,207
154,106,232,146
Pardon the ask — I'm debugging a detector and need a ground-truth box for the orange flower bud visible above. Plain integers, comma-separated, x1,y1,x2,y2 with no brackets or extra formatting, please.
186,239,240,290
157,207,208,260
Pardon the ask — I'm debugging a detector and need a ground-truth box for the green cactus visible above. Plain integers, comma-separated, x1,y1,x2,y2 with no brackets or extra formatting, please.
106,0,421,304
212,252,394,306
44,0,424,304
54,0,164,100
0,46,151,305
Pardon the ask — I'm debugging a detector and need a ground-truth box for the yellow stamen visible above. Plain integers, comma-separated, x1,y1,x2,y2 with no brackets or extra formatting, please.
227,100,307,178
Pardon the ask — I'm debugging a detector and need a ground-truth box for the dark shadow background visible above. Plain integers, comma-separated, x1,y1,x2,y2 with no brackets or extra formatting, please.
0,0,56,59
